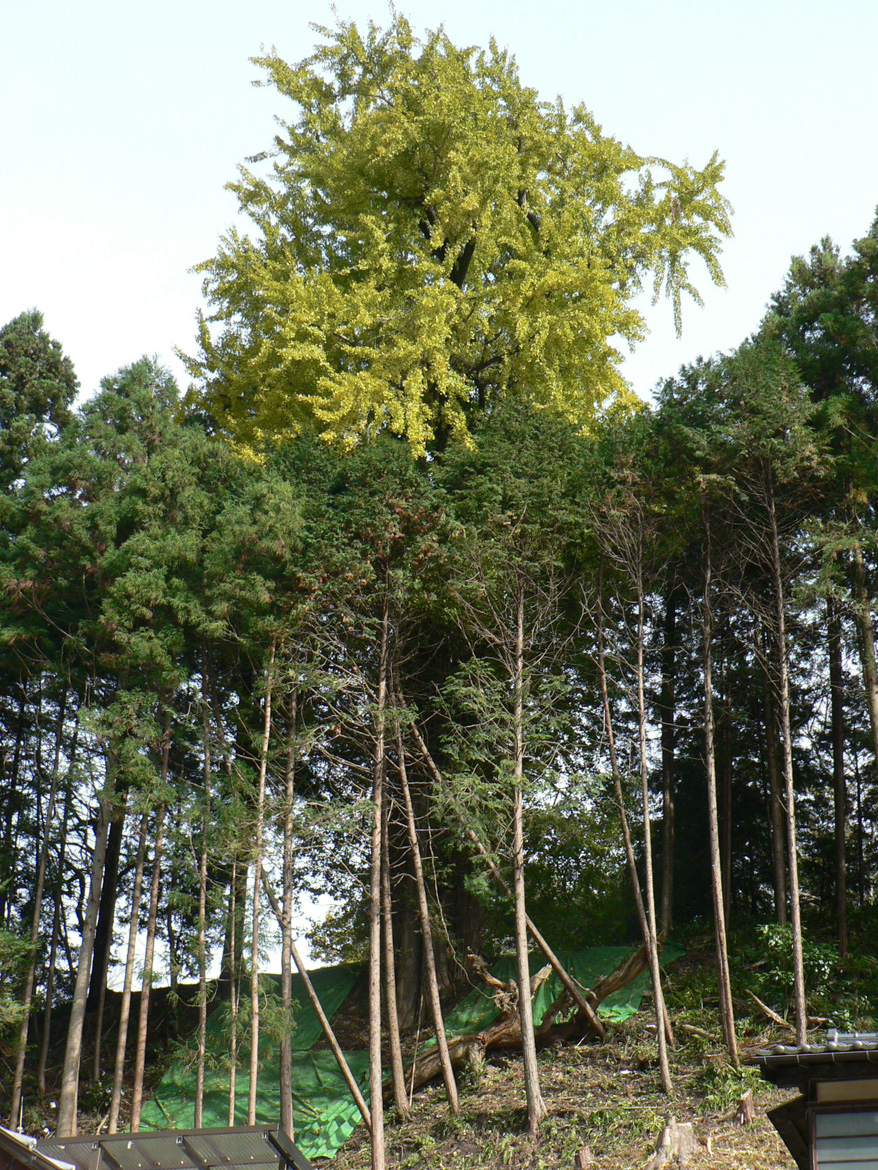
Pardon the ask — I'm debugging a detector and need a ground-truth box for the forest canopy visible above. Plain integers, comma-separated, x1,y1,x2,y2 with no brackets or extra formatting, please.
4,15,878,1162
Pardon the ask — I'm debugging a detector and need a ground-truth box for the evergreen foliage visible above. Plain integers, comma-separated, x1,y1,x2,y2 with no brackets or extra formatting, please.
6,23,878,1150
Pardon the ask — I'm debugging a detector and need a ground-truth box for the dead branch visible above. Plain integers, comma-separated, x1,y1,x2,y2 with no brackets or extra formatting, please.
745,988,828,1032
680,1023,719,1042
400,943,651,1096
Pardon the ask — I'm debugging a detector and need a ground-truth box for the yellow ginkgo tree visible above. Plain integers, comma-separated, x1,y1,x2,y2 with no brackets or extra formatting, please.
188,15,732,455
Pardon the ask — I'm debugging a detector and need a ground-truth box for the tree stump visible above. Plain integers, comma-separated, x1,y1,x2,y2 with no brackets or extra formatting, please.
644,1117,697,1168
573,1146,594,1168
734,1088,755,1125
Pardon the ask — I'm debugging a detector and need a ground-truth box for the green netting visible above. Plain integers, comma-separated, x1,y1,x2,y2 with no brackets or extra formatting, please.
444,943,685,1035
201,965,362,1052
140,963,366,1157
141,944,683,1161
143,1049,371,1160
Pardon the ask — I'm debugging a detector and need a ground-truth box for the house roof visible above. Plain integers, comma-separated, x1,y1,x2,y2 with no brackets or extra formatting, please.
0,1127,313,1170
751,1030,878,1090
0,1128,77,1170
750,1030,878,1170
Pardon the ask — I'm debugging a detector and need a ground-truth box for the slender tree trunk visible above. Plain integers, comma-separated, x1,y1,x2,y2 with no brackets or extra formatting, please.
108,816,148,1132
90,802,127,1085
368,599,389,1170
659,590,677,935
766,469,807,1045
719,660,733,927
208,675,241,1125
9,689,66,1126
829,598,848,958
856,754,865,906
195,658,213,1129
701,511,739,1067
261,875,371,1129
395,716,458,1114
512,586,548,1136
595,571,672,1093
0,687,27,929
762,644,788,925
248,644,275,1126
56,753,118,1136
39,896,62,1097
380,791,411,1120
633,570,675,1089
406,718,604,1038
39,711,80,1097
852,540,878,772
228,858,239,1126
130,782,169,1131
280,689,297,1136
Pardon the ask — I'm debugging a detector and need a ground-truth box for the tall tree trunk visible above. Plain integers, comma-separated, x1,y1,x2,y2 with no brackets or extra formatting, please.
595,571,672,1092
228,858,239,1125
368,599,389,1170
380,790,411,1120
130,744,170,1135
195,655,214,1129
90,802,127,1085
207,674,241,1125
719,647,733,927
829,597,848,958
761,641,787,925
512,586,548,1135
108,815,148,1132
279,689,297,1136
856,754,865,906
0,686,27,929
701,510,739,1067
261,875,372,1130
39,710,80,1097
766,469,807,1045
56,751,118,1136
633,570,674,1089
405,719,604,1038
9,689,67,1126
395,715,458,1114
659,590,678,934
852,540,878,772
248,645,275,1126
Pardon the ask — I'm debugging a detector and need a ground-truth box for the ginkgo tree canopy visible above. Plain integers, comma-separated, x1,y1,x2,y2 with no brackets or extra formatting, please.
188,16,732,455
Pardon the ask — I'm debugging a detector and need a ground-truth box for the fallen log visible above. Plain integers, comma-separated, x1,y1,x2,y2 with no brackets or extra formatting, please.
400,941,652,1095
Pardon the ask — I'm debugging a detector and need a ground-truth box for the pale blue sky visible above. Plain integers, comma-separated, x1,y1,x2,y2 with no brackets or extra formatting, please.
3,0,878,401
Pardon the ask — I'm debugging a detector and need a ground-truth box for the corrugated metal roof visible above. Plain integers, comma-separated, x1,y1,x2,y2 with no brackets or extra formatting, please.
0,1129,76,1170
36,1127,311,1170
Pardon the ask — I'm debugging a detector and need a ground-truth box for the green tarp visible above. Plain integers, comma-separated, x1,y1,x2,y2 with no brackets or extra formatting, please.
141,965,368,1158
444,943,685,1035
142,944,682,1161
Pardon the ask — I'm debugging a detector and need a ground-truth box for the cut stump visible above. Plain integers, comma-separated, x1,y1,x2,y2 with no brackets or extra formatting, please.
644,1117,696,1168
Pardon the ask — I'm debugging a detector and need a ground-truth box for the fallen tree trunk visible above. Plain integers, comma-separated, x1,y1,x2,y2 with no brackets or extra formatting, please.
400,941,652,1096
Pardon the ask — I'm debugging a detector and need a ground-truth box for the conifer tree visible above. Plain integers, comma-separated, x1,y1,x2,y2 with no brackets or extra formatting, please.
0,309,77,492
